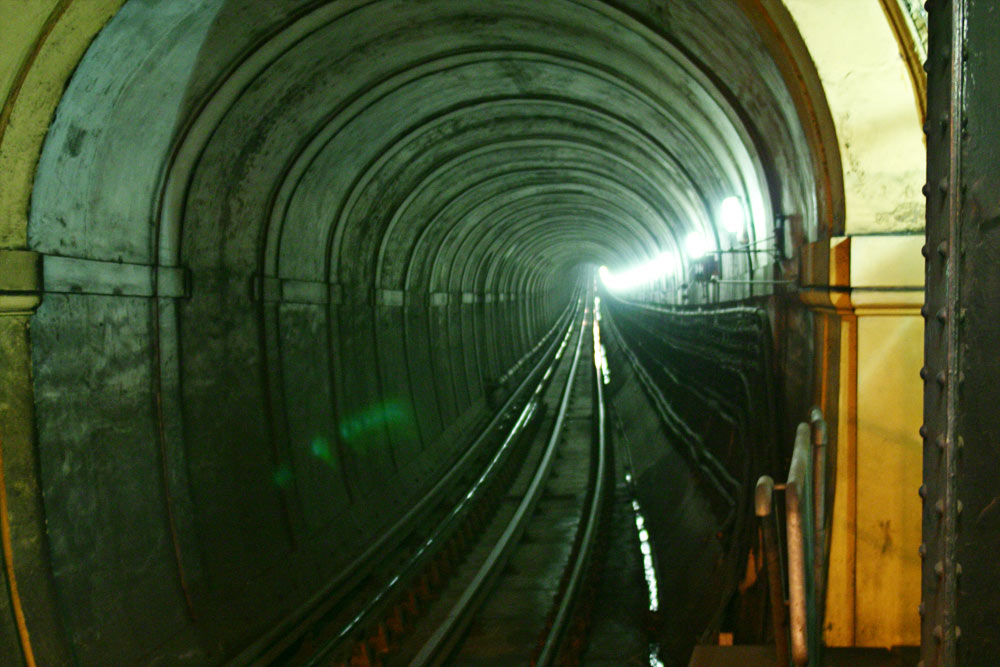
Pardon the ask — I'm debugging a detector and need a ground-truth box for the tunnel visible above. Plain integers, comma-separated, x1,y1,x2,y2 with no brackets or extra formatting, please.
7,1,993,666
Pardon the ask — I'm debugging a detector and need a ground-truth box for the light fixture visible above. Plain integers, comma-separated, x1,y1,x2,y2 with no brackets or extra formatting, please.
685,231,709,258
720,196,746,235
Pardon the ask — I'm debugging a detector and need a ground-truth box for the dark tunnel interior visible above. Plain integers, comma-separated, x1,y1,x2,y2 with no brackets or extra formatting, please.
17,0,842,663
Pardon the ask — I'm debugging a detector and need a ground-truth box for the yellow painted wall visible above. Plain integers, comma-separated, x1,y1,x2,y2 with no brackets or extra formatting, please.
0,4,124,664
781,0,925,234
0,0,125,248
823,311,857,644
782,0,927,648
855,314,922,646
814,236,924,648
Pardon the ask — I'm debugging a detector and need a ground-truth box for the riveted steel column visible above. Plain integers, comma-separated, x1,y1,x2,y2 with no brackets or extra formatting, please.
922,0,1000,664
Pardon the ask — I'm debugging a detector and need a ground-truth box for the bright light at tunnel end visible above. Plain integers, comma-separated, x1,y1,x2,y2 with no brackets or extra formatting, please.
598,252,677,293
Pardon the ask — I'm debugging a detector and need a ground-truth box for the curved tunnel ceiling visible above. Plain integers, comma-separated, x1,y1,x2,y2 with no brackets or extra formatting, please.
20,0,836,662
30,0,814,285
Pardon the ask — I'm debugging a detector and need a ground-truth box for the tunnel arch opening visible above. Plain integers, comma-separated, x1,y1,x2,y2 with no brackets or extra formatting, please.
20,0,845,662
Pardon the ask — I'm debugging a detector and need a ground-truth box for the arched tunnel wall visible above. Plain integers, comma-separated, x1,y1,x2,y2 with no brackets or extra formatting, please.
1,1,845,664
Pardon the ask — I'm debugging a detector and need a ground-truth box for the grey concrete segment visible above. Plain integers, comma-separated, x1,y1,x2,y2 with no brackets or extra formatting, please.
20,0,828,663
41,255,189,298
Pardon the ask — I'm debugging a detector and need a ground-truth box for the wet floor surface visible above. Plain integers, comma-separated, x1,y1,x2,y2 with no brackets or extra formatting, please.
581,439,654,667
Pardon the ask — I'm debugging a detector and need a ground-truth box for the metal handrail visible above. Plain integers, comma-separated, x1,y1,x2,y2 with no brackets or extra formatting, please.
758,408,832,667
810,408,833,637
786,422,813,666
755,475,789,667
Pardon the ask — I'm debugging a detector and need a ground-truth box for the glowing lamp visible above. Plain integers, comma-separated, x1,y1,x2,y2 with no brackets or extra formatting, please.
685,231,709,258
720,196,746,235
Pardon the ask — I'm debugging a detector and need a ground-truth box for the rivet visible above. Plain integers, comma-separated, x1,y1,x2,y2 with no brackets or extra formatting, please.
934,625,944,641
936,500,945,516
920,425,929,439
958,435,965,451
937,434,947,450
939,179,950,194
919,543,928,557
956,626,962,640
956,563,963,576
919,602,926,616
921,305,930,318
937,371,947,386
919,484,927,499
923,120,932,135
922,183,930,198
920,366,930,380
957,500,963,515
937,309,948,323
938,241,949,257
922,244,930,258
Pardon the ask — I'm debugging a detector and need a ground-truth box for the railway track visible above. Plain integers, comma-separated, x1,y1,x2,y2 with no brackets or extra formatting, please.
398,290,608,666
241,288,612,666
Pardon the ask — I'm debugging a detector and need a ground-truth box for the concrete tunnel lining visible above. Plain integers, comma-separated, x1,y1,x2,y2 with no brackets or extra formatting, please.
19,0,839,662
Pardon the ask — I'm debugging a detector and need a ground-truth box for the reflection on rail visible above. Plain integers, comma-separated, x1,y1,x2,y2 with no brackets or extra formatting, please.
234,295,583,665
240,285,623,666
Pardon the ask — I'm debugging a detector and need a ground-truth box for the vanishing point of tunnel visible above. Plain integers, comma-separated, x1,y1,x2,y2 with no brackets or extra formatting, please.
1,1,998,666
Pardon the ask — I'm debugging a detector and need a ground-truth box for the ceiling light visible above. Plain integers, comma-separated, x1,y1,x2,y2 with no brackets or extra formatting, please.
685,231,709,258
720,196,746,235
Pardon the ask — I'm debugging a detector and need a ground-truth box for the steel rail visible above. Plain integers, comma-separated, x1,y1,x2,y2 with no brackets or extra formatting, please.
535,292,609,666
410,293,591,666
299,295,586,667
237,293,582,666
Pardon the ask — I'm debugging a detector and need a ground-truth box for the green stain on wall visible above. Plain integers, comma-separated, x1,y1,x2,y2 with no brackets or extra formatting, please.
339,400,417,451
272,464,293,489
